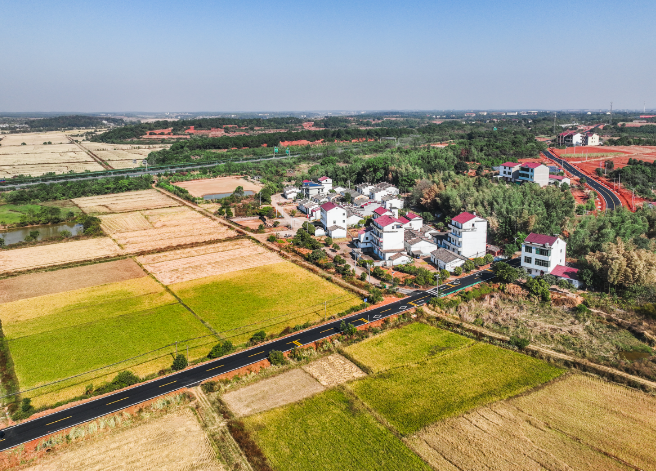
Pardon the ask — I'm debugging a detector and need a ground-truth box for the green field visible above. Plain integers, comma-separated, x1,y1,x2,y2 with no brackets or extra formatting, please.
171,262,360,343
244,389,431,471
349,341,564,435
0,202,81,225
344,322,473,373
9,303,213,388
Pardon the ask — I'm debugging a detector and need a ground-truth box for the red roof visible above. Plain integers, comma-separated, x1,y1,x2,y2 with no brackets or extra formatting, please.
451,212,477,224
321,202,338,211
524,232,559,246
397,216,410,224
318,176,330,181
405,211,421,220
521,162,542,169
374,207,390,216
549,175,566,181
374,216,401,228
551,265,579,280
500,161,520,167
303,180,310,183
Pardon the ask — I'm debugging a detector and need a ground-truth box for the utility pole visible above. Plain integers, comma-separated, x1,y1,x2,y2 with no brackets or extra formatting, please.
553,112,557,137
610,102,613,126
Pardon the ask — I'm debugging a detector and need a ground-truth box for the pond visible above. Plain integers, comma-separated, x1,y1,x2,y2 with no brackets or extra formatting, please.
203,190,255,200
0,222,85,245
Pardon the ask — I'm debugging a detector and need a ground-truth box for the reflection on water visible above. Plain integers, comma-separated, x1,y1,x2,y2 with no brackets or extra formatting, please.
203,190,255,200
0,223,84,245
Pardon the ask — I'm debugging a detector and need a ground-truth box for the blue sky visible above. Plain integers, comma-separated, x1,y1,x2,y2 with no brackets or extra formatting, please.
1,0,655,112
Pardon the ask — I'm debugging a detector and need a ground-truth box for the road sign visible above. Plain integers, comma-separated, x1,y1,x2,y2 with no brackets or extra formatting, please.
142,159,147,165
493,127,497,131
274,147,279,153
286,148,290,155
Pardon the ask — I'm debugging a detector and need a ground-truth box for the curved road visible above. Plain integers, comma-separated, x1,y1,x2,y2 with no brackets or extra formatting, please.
544,149,622,210
0,262,508,451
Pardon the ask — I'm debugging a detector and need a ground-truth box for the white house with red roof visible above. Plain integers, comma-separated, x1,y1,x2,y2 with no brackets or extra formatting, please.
403,212,423,231
372,207,393,219
521,232,567,276
517,162,549,187
320,202,347,238
317,176,333,192
550,264,582,289
499,162,521,182
548,175,571,186
558,131,583,147
371,215,411,265
381,194,404,210
440,211,487,259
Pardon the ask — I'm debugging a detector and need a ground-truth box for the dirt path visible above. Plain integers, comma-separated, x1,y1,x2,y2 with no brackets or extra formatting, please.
68,136,113,170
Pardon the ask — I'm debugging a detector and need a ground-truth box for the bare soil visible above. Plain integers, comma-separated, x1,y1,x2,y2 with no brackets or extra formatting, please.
175,177,262,198
21,408,224,471
74,190,180,214
0,259,145,303
302,353,367,387
222,368,325,417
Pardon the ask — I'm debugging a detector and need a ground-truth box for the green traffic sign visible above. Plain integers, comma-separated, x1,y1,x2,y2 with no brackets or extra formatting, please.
493,127,497,131
286,148,290,154
274,147,279,153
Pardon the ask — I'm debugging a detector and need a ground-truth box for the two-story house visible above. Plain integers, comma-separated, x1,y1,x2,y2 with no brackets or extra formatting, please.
372,207,393,219
381,194,404,210
320,202,347,238
369,183,400,202
499,162,521,182
521,233,567,276
283,186,299,199
441,211,487,258
302,180,326,197
318,176,333,192
356,183,375,196
517,163,550,187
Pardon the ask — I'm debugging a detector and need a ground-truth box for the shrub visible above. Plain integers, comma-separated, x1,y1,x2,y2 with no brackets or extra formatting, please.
172,354,188,371
474,257,485,267
483,254,494,264
208,340,233,359
493,261,519,283
332,243,340,251
201,381,220,393
268,350,286,365
525,276,551,301
340,321,358,336
453,266,462,276
367,287,383,304
94,370,140,395
267,234,276,243
302,222,315,235
636,303,656,320
463,260,475,272
509,335,530,349
360,271,367,281
324,236,333,246
250,330,267,344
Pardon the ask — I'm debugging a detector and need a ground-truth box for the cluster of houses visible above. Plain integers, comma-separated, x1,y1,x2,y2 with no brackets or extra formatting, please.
557,131,600,147
497,162,571,187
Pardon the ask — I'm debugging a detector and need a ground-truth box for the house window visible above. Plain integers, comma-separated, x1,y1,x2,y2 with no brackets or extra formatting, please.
535,258,549,267
524,256,532,264
536,248,549,256
524,246,532,253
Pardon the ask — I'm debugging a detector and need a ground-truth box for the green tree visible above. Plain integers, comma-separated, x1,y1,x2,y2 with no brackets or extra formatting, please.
302,221,315,235
172,354,188,371
463,260,475,272
208,340,233,359
268,350,286,365
439,269,450,283
324,236,333,246
332,243,340,251
493,261,519,283
525,276,550,301
250,330,267,344
483,253,494,264
267,234,277,242
453,266,462,276
474,257,485,266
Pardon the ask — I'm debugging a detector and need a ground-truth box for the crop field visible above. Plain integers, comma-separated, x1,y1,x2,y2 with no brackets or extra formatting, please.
0,237,123,274
302,353,367,387
0,132,70,146
22,408,223,471
344,322,473,373
174,176,262,198
408,374,656,471
104,206,235,253
0,258,145,303
137,239,281,284
0,200,82,226
348,341,564,435
244,389,431,471
74,189,180,214
170,261,360,343
80,142,169,169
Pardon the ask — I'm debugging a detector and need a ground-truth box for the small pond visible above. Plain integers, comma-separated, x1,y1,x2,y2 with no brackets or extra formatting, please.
203,190,255,200
0,222,85,245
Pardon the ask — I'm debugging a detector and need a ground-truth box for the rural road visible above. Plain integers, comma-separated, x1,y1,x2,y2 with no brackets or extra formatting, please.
0,262,507,451
544,149,622,210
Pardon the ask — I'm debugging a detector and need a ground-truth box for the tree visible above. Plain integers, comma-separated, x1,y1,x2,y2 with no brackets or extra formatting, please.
595,168,604,176
267,234,277,242
225,207,233,218
453,266,462,276
340,321,357,336
483,253,494,264
302,221,315,235
493,262,519,283
268,350,286,365
586,238,656,288
208,340,233,359
580,177,587,186
324,236,333,246
463,260,475,272
454,161,469,173
439,269,450,283
171,354,188,371
332,243,340,251
474,257,485,267
290,209,297,217
509,335,530,349
525,276,550,301
0,237,4,248
250,330,267,344
360,271,367,281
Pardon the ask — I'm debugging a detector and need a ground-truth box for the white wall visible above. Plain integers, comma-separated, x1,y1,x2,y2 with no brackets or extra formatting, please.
521,238,566,275
446,218,487,258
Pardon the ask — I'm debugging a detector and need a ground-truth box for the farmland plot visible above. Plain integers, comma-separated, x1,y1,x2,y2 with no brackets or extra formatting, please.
175,176,262,198
302,354,367,387
0,238,123,274
105,206,235,253
137,239,280,284
0,141,103,177
74,189,180,214
408,374,656,471
0,132,69,146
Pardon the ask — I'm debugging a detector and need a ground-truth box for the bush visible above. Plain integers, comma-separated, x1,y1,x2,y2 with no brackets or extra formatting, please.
493,261,519,283
367,287,383,304
636,303,656,319
267,234,276,242
463,260,475,272
302,222,315,235
525,276,550,301
360,271,367,281
208,340,233,359
509,335,530,349
339,320,358,336
324,236,333,246
11,398,35,421
483,254,493,264
474,257,485,267
268,350,286,365
332,243,340,251
453,266,463,276
172,354,188,371
250,330,267,344
94,370,140,395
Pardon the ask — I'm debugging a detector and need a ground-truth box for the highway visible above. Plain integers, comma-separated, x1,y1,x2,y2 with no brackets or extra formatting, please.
0,261,512,451
544,149,622,210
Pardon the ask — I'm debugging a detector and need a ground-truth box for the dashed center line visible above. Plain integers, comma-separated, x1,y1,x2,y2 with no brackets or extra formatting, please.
106,397,129,406
45,416,71,426
319,328,333,333
207,364,224,372
159,381,177,388
248,351,265,357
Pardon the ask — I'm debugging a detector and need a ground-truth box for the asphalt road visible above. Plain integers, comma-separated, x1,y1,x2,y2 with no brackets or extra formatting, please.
544,149,622,210
0,261,514,451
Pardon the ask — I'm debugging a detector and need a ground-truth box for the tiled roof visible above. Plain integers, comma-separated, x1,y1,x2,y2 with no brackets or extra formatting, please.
318,176,330,181
390,252,409,261
451,212,477,224
549,175,566,181
524,232,559,246
521,162,543,169
405,211,421,220
373,207,390,216
431,248,467,264
551,264,579,280
396,216,410,224
374,216,401,228
327,225,345,231
321,202,338,211
500,161,520,167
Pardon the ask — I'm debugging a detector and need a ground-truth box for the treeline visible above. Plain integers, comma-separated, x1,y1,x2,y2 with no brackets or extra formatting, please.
2,175,153,204
607,159,656,197
92,117,305,143
25,115,124,131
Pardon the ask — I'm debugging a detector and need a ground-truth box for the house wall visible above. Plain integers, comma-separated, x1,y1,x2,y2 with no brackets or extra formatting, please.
321,207,347,230
445,218,487,258
521,238,566,275
405,239,437,256
372,224,405,260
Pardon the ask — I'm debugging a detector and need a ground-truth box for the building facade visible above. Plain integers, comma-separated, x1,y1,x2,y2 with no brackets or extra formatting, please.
442,212,487,258
517,163,550,187
521,233,567,276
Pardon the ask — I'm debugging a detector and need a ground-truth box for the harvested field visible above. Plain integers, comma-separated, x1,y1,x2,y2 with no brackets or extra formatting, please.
74,189,180,214
104,206,235,253
408,374,656,471
302,353,367,387
174,176,262,198
0,132,69,147
223,368,325,417
244,388,431,471
349,341,564,435
23,408,223,471
0,258,145,303
0,237,122,274
170,262,360,343
79,142,168,169
137,239,281,284
344,322,473,373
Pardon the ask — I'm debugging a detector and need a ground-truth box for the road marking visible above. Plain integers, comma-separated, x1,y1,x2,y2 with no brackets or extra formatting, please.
357,318,368,324
45,416,71,426
408,301,417,306
0,439,4,442
381,308,391,313
320,328,333,333
106,397,129,406
248,351,265,357
207,364,224,371
292,340,302,347
159,381,177,388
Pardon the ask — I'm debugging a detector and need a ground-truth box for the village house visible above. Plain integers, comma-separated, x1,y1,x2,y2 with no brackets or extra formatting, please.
318,176,333,192
517,162,550,187
320,202,347,238
369,183,399,202
498,162,521,182
549,175,571,185
372,207,394,219
550,264,582,289
439,211,487,259
381,194,404,210
371,215,411,266
356,183,375,196
521,233,567,276
404,229,437,258
301,180,325,198
283,186,299,199
430,247,468,272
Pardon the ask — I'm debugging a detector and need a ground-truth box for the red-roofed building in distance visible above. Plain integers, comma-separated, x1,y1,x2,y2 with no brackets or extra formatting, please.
521,232,567,276
550,264,582,289
518,162,550,187
372,207,393,219
498,162,521,182
437,211,487,260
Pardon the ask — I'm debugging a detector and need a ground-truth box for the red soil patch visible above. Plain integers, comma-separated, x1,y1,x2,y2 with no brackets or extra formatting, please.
550,147,626,158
